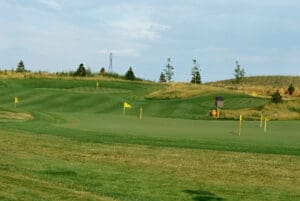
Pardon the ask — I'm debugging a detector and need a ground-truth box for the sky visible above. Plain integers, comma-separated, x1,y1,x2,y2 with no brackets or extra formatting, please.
0,0,300,82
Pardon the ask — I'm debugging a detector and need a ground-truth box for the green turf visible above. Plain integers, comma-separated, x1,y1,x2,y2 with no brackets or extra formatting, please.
0,78,268,119
0,78,299,201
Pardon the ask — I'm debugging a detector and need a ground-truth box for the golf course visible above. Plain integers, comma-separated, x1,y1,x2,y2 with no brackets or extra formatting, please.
0,77,299,201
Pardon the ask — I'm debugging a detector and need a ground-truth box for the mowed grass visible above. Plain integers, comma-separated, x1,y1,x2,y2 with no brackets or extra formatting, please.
0,78,268,118
0,78,299,200
0,129,299,201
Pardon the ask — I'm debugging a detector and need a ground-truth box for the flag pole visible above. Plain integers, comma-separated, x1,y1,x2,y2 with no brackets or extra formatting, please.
238,114,242,136
139,107,143,120
264,117,267,133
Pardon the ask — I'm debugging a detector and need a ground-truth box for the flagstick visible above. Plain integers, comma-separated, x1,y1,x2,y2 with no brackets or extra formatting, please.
264,117,267,133
238,114,242,136
139,107,143,120
123,107,126,116
238,120,242,136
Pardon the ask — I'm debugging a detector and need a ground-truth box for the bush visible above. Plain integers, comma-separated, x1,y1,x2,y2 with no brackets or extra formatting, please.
99,67,106,75
288,83,295,95
74,63,86,76
271,90,282,104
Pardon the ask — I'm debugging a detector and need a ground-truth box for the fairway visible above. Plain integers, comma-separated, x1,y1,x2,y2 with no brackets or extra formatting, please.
0,78,299,200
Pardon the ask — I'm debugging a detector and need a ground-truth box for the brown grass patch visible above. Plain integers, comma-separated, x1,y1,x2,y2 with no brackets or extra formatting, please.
146,83,229,99
0,111,33,122
221,100,300,120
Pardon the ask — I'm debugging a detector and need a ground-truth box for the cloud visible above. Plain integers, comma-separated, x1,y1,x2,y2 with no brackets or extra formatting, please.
109,18,170,41
38,0,62,10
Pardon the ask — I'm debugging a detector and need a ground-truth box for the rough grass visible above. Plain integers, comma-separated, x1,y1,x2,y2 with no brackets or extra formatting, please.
146,83,230,99
210,76,300,87
221,100,300,120
208,76,300,98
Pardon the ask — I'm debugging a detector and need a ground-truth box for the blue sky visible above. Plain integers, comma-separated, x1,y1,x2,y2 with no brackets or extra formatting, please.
0,0,299,82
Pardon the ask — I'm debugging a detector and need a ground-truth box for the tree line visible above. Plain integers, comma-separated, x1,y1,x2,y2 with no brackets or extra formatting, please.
7,59,297,102
11,59,243,84
11,60,138,81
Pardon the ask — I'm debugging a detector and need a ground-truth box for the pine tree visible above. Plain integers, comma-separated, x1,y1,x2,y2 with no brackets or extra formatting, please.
74,63,86,76
125,67,135,80
288,83,295,95
271,90,282,104
164,58,174,82
159,72,166,82
16,60,26,73
191,59,201,84
99,67,106,75
234,61,245,83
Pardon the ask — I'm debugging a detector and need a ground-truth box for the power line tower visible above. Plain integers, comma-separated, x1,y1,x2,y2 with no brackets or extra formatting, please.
108,52,113,73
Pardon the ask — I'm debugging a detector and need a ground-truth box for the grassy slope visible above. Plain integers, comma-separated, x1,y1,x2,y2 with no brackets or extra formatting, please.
0,78,298,155
209,75,300,87
0,79,269,119
208,75,300,98
0,78,299,200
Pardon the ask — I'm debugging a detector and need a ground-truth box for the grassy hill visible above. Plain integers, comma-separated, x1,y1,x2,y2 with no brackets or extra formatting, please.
208,75,300,97
0,78,271,120
0,77,299,201
209,75,300,87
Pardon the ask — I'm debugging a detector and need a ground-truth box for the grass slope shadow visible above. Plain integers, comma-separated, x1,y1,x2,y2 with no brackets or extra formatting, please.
183,190,224,201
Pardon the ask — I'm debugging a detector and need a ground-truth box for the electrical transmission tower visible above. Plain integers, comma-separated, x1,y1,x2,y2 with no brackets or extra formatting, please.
108,52,113,73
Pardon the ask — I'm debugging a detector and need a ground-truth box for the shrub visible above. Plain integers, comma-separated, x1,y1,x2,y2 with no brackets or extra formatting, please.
74,63,86,76
271,90,282,104
288,83,295,95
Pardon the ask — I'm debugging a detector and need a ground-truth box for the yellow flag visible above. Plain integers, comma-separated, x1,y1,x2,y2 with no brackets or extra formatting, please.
96,81,99,88
124,102,132,108
239,114,243,121
252,92,258,97
14,97,19,104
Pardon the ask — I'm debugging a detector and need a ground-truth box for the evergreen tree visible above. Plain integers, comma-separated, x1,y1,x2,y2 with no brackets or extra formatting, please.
74,63,86,76
125,67,135,80
271,90,282,104
16,60,26,73
191,59,201,84
234,61,245,83
159,72,166,82
99,67,106,75
288,83,295,95
164,58,174,82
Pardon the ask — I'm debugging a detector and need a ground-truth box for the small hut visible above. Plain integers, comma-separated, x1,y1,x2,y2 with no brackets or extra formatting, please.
215,97,224,108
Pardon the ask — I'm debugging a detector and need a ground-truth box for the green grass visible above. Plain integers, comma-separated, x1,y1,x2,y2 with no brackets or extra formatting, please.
0,78,268,118
0,78,299,200
0,129,299,201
